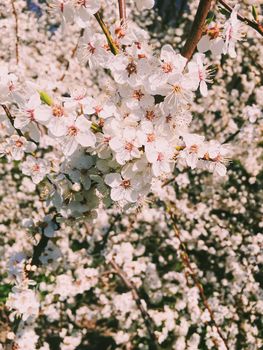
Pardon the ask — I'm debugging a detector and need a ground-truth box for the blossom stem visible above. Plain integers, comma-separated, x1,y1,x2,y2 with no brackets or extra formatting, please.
218,0,263,37
1,104,23,137
181,0,212,60
94,12,119,55
59,28,85,81
10,0,19,64
118,0,127,24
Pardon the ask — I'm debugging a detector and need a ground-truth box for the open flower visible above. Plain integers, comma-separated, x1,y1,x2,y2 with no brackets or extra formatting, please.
187,53,214,97
21,156,50,184
223,5,244,58
104,172,139,203
60,115,96,156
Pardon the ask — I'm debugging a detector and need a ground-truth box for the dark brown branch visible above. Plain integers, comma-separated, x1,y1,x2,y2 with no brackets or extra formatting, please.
109,259,159,349
31,234,49,266
181,0,212,60
11,0,19,64
118,0,126,24
1,104,23,137
167,206,230,350
218,0,263,37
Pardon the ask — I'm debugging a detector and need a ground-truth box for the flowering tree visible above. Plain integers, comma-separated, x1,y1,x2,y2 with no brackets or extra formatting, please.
0,1,262,349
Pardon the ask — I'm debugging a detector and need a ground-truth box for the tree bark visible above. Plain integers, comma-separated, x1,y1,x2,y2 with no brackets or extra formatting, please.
181,0,212,59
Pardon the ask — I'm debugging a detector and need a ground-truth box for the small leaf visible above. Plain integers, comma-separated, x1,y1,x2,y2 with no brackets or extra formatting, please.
38,90,53,106
206,13,215,25
252,5,258,21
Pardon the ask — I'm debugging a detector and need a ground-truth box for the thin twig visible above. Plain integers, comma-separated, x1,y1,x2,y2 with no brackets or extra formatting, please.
118,0,127,24
1,104,23,137
109,259,159,349
94,12,119,55
218,0,263,37
11,0,19,64
181,0,212,59
31,234,49,266
167,205,230,350
59,28,84,81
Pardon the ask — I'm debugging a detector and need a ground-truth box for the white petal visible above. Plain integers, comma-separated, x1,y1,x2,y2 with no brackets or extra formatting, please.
76,131,96,147
111,187,124,201
200,80,208,97
197,36,210,53
104,173,122,187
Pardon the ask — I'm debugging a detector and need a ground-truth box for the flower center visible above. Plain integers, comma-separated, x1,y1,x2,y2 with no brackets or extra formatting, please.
157,153,164,161
162,62,173,73
172,85,182,94
121,179,131,189
15,140,24,148
52,105,64,118
145,110,155,121
125,142,134,152
126,62,137,77
94,105,103,114
86,42,96,54
207,25,220,39
67,126,78,136
32,164,40,173
76,0,87,7
166,114,172,123
147,133,156,143
190,144,198,153
103,136,111,144
26,109,35,121
133,89,144,101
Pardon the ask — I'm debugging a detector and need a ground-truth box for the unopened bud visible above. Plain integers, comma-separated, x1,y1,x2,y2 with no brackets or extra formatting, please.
72,183,81,192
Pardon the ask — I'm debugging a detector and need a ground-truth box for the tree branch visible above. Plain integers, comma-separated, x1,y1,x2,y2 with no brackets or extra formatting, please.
218,0,263,37
118,0,126,24
181,0,212,60
59,28,84,81
1,104,23,137
167,204,230,350
109,259,159,349
10,0,19,64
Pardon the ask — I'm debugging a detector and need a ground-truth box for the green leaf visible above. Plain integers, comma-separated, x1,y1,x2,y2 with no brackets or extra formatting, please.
252,5,258,21
206,13,215,25
38,90,53,106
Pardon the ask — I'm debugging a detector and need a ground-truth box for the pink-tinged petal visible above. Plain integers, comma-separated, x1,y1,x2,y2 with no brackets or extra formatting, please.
35,106,52,123
197,35,210,53
109,137,123,151
62,137,78,156
111,187,124,201
104,173,122,187
76,131,96,148
160,44,175,62
125,189,138,202
210,38,224,57
200,80,208,97
28,93,41,109
215,162,227,176
75,115,92,130
49,118,67,137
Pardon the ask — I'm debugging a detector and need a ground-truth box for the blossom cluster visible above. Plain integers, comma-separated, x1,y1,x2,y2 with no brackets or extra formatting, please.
0,0,242,218
0,0,262,349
